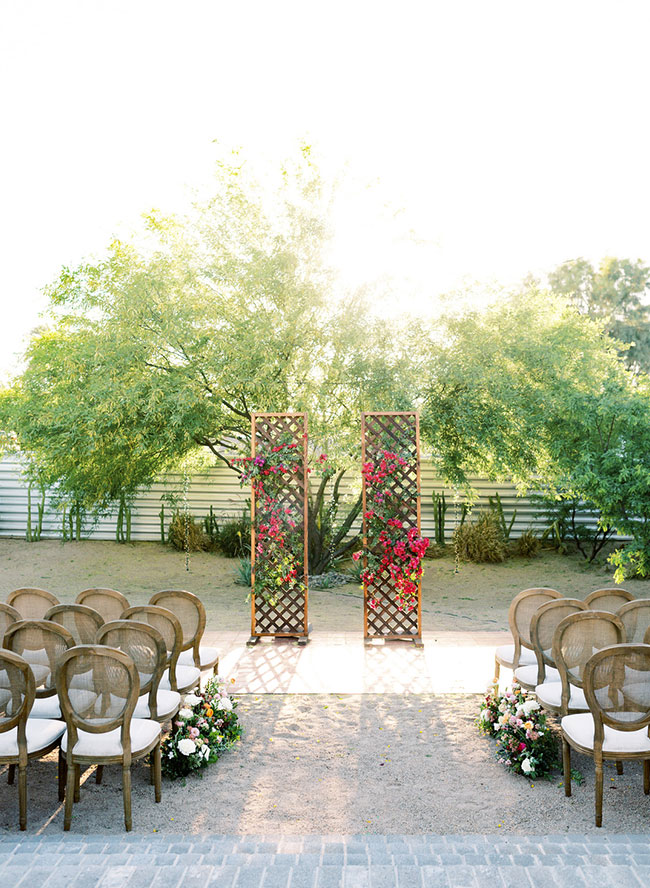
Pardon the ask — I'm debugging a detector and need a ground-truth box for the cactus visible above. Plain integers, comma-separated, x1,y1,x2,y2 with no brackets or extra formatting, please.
432,490,448,545
489,491,517,541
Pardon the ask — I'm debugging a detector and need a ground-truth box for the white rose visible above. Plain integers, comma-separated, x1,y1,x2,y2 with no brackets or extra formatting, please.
177,738,196,756
178,708,193,719
522,700,541,716
184,693,201,707
216,697,233,711
521,758,533,774
201,745,210,758
480,710,490,722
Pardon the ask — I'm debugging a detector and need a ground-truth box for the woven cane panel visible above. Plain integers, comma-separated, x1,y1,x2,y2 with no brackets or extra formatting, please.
252,413,308,636
363,413,422,639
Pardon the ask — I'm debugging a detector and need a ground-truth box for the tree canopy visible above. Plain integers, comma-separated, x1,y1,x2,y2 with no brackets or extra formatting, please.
548,256,650,374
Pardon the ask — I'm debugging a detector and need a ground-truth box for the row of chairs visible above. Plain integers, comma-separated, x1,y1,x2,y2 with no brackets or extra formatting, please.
0,587,220,831
494,586,650,826
3,586,220,673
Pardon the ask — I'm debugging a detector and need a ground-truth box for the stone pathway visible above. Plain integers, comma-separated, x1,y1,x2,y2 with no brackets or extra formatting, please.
3,833,649,887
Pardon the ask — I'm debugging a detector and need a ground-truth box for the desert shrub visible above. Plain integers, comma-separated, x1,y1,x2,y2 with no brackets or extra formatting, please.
203,505,220,551
168,511,207,552
453,511,507,563
515,529,541,558
219,513,251,558
424,541,447,559
234,557,252,586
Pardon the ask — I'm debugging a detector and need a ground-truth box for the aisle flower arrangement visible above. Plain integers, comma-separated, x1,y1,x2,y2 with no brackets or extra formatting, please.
235,437,306,605
352,449,429,612
161,676,242,779
477,681,558,779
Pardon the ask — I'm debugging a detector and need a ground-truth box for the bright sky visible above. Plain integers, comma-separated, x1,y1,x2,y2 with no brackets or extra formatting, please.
2,1,650,378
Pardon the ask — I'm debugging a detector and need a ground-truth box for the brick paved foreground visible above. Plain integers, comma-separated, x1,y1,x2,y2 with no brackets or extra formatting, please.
2,834,650,887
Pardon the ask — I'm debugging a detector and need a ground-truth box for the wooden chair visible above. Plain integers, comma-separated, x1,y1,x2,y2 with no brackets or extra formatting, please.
55,644,161,831
7,588,60,620
45,604,104,645
561,643,650,826
494,588,562,683
0,649,65,829
76,588,130,624
4,620,75,719
97,621,180,723
617,599,650,644
514,598,587,690
122,605,200,694
536,611,625,716
0,602,22,641
150,590,219,674
585,588,634,613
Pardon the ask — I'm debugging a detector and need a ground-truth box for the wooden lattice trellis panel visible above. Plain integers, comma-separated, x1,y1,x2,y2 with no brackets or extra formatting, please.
250,412,309,640
362,412,422,641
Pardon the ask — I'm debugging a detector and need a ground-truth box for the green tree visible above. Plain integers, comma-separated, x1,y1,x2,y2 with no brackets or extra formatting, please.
420,288,650,578
0,150,417,570
548,257,650,373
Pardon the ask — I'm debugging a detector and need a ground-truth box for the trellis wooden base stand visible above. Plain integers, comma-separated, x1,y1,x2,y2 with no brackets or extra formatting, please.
249,412,310,644
362,411,423,645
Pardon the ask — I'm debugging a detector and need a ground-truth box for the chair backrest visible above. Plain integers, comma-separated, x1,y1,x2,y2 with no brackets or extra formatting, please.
4,620,74,698
508,588,563,665
55,645,139,763
553,610,625,713
0,603,22,641
7,588,60,620
585,588,634,613
76,588,130,624
149,590,206,657
530,598,588,681
618,600,650,644
97,621,166,719
122,605,182,683
45,604,105,645
0,650,35,740
584,643,650,742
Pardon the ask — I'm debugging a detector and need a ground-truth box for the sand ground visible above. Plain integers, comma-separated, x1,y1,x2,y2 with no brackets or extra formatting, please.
0,539,648,835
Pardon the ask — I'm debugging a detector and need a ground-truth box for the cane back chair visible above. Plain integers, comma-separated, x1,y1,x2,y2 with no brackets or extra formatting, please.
514,598,587,690
494,588,562,683
55,644,162,831
122,605,200,694
7,588,60,620
4,620,75,719
585,588,634,613
561,643,650,826
617,599,650,645
150,590,219,674
0,649,65,829
76,588,130,624
45,604,104,645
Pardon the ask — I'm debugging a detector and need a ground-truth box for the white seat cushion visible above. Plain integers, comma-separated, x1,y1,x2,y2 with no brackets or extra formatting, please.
495,644,537,669
515,664,560,687
160,665,200,692
562,712,650,754
535,681,588,711
0,718,65,757
178,646,220,670
28,663,51,688
61,718,161,758
134,689,181,720
30,695,62,719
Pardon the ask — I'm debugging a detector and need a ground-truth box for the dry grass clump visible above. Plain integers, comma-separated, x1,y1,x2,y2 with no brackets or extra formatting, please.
453,512,507,563
168,511,207,552
515,529,541,558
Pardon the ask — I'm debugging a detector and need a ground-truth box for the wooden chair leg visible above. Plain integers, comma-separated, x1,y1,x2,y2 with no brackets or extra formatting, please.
58,749,66,802
213,658,219,677
7,764,15,785
562,739,572,797
595,758,604,828
18,765,27,831
74,765,81,803
644,759,650,795
64,760,76,830
95,765,104,785
122,766,132,831
153,742,161,803
616,760,623,775
494,657,500,685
